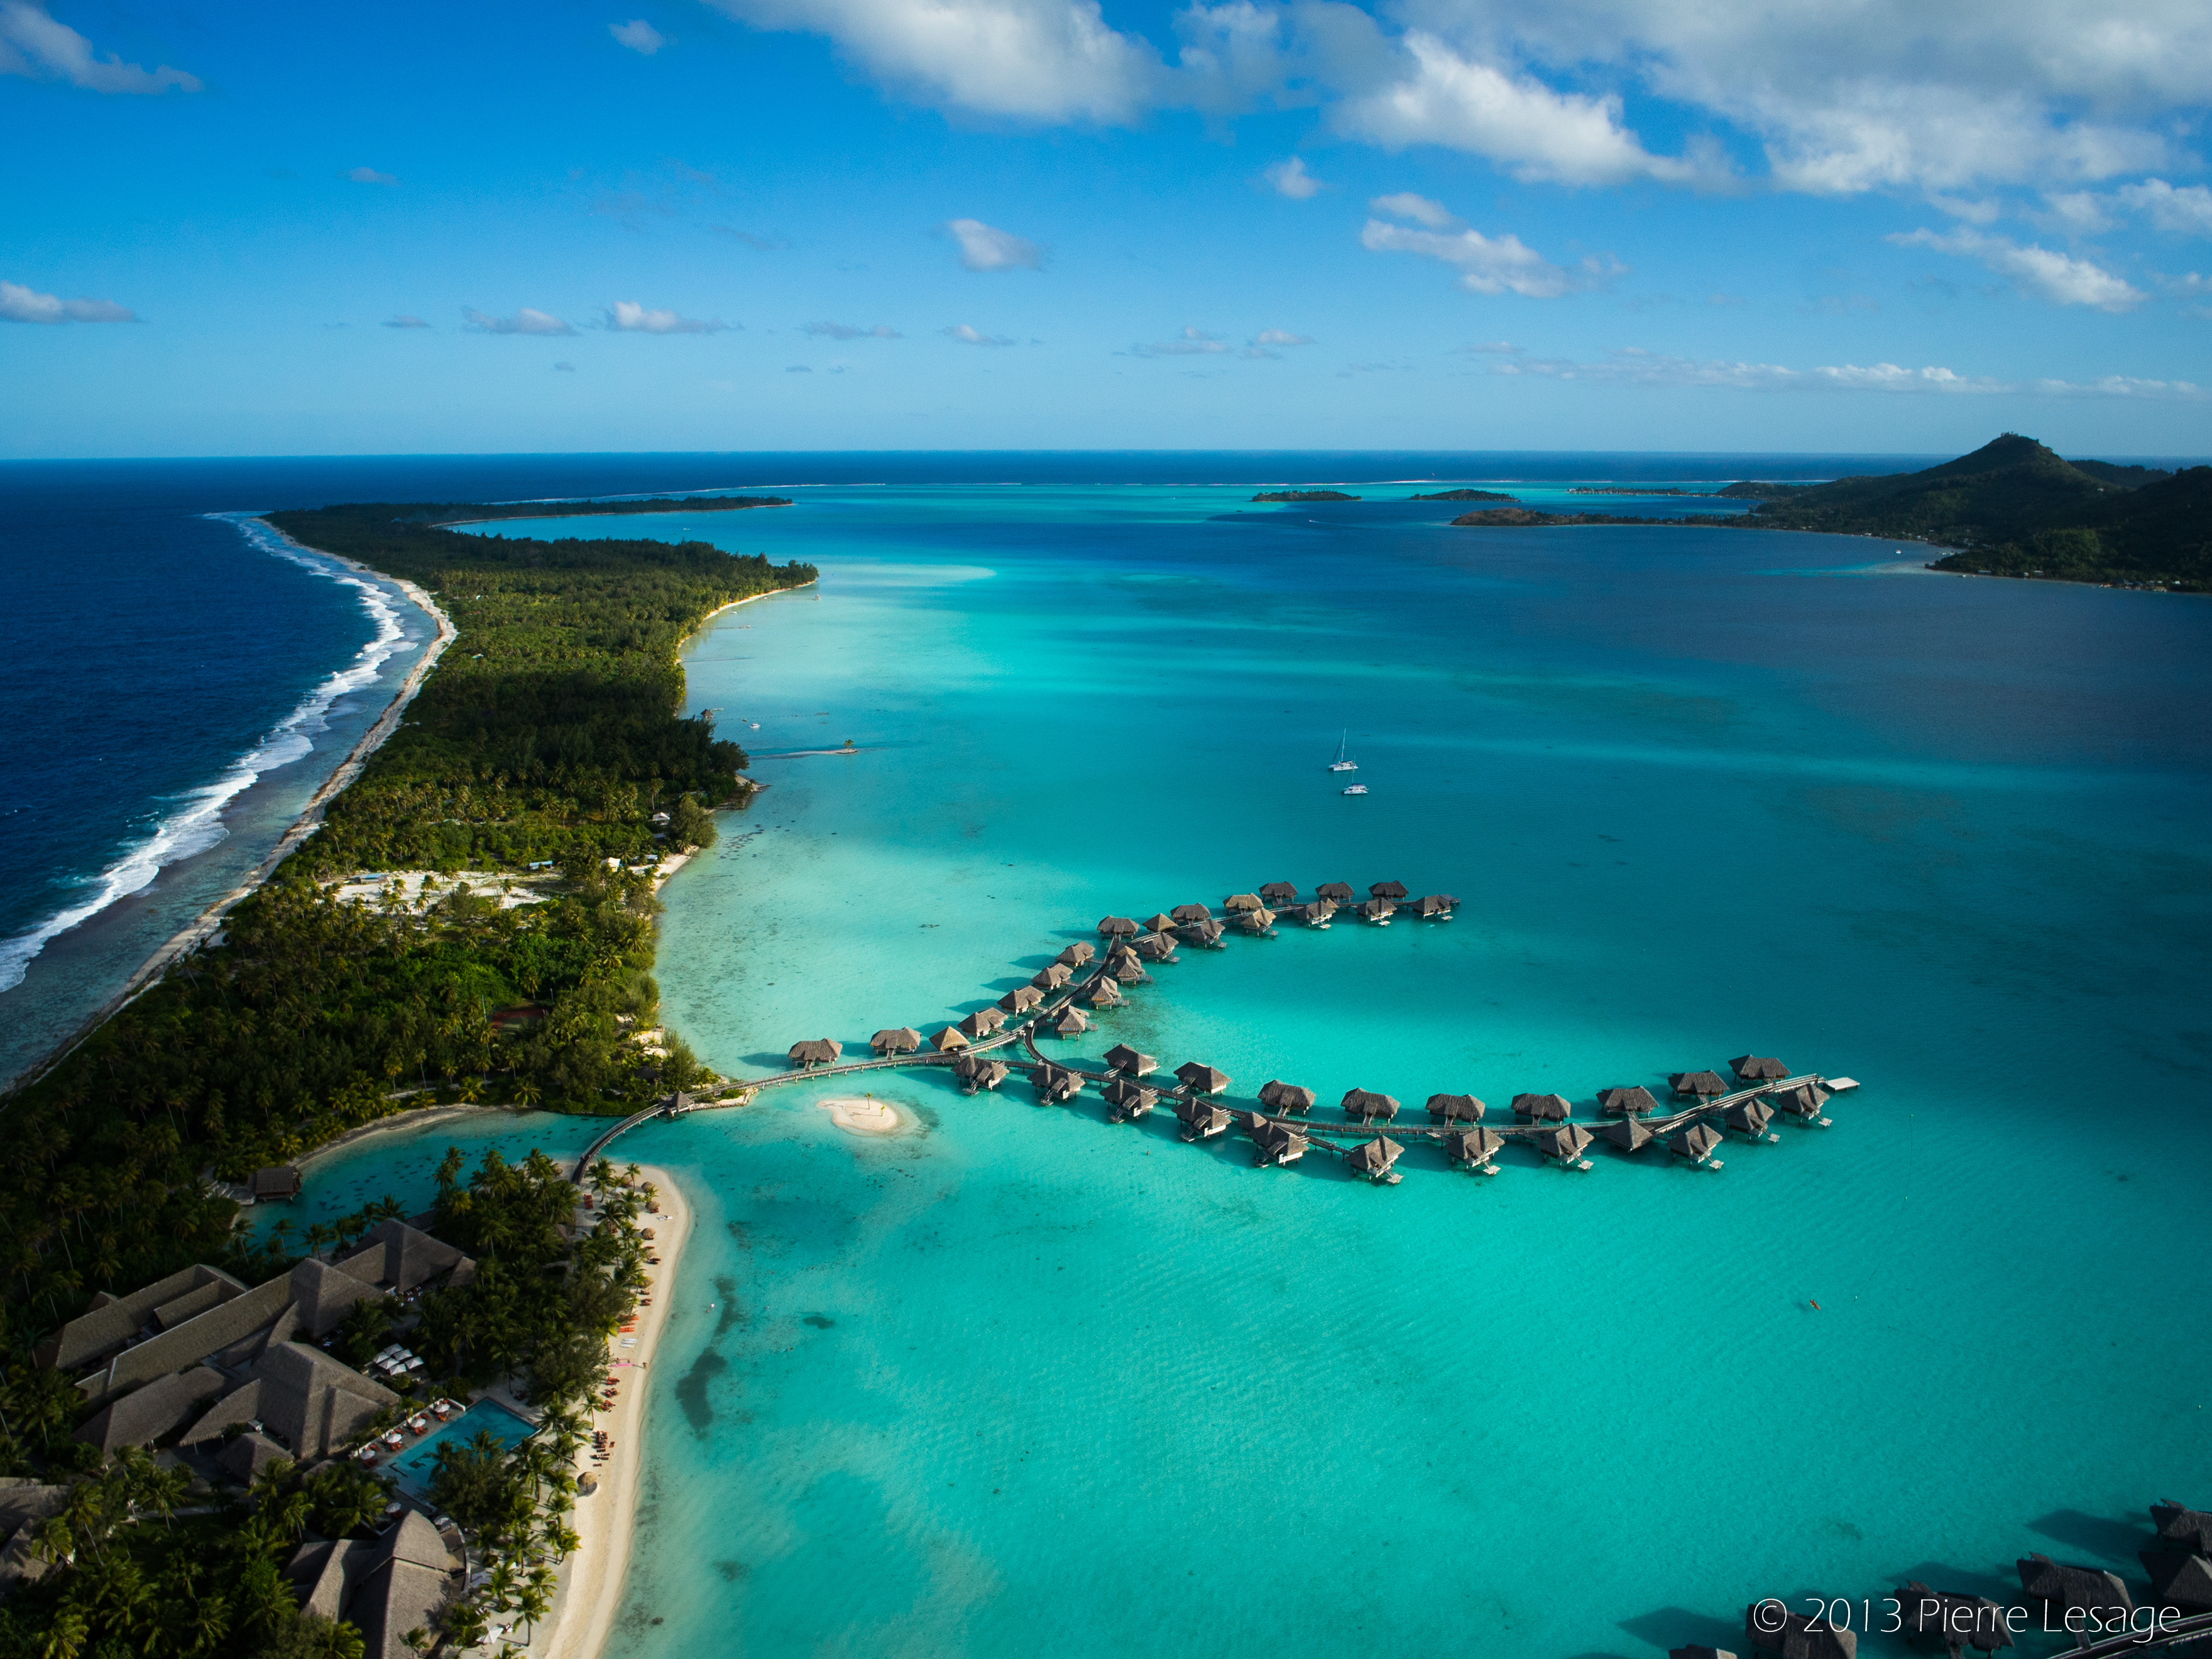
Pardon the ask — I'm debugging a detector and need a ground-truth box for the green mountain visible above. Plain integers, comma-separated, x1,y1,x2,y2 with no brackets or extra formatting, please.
2067,459,2174,489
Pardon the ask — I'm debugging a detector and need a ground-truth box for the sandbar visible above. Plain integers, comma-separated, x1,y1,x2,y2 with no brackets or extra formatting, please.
819,1095,904,1136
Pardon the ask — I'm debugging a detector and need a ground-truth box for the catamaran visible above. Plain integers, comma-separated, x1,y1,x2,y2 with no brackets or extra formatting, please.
1327,731,1357,772
1340,784,1368,796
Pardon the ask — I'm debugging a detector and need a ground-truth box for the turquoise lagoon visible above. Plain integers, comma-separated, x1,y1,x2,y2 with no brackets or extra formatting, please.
359,483,2212,1655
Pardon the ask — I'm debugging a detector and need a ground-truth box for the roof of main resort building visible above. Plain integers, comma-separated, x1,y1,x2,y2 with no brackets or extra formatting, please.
336,1219,471,1296
76,1366,227,1457
36,1263,251,1374
872,1026,923,1053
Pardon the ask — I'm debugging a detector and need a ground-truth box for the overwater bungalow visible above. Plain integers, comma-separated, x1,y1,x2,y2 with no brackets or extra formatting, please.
1176,1061,1232,1095
1357,897,1396,923
1144,911,1178,933
1132,931,1179,961
1743,1605,1855,1659
1102,1077,1157,1120
1369,880,1409,899
1600,1117,1656,1154
1031,963,1073,990
1253,1120,1309,1167
1259,881,1299,906
1057,942,1096,967
788,1038,841,1069
1298,900,1337,928
1178,918,1226,947
1895,1580,2015,1652
1049,1006,1089,1036
1105,1044,1158,1076
1511,1092,1573,1122
1347,1137,1405,1184
1258,1080,1317,1115
870,1027,922,1056
1725,1098,1775,1139
1411,894,1453,918
959,1007,1007,1039
1170,902,1212,924
930,1025,971,1053
2139,1550,2212,1614
1109,955,1151,983
1342,1088,1400,1124
1316,880,1355,903
1535,1124,1596,1166
1097,916,1138,937
999,985,1044,1014
1668,1122,1725,1166
1032,1063,1084,1104
1730,1054,1790,1082
1770,1081,1832,1120
1445,1127,1505,1171
1596,1085,1661,1117
1234,907,1276,934
956,1056,1010,1093
1224,893,1263,912
1669,1070,1729,1099
1083,978,1125,1008
1425,1093,1485,1124
2017,1553,2135,1627
2152,1501,2212,1553
1175,1099,1232,1141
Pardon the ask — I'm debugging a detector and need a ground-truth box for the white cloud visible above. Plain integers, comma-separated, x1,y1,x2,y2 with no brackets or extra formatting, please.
1132,326,1230,356
805,320,901,339
1363,200,1625,298
1251,329,1314,346
706,0,1156,121
1928,194,2001,225
463,307,577,336
610,18,665,54
1458,339,1519,354
1490,346,2199,398
383,314,430,329
0,1,200,94
943,322,1016,345
2117,179,2212,236
344,167,398,186
947,217,1044,271
1369,191,1459,229
1891,227,2144,311
605,300,731,334
0,279,136,324
1335,31,1712,187
2037,191,2113,233
1263,156,1323,199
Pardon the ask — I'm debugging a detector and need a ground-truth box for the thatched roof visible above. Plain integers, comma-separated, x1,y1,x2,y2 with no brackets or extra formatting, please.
953,1052,988,1079
870,1027,921,1055
1097,916,1138,936
1596,1085,1660,1117
1083,978,1124,1007
1133,932,1178,960
2140,1550,2212,1613
1668,1123,1723,1161
1600,1118,1655,1153
1257,1080,1316,1114
1316,881,1355,902
959,1007,1007,1038
1031,963,1072,989
1253,1120,1308,1160
1511,1092,1572,1121
1224,893,1262,912
1169,902,1212,923
1057,941,1095,966
1176,1061,1231,1094
957,1056,1009,1089
2017,1553,2134,1621
1445,1127,1504,1164
1051,1006,1089,1035
1234,908,1275,932
1144,912,1178,932
1535,1124,1594,1161
999,985,1044,1013
1341,1088,1400,1121
2153,1502,2212,1553
1425,1093,1484,1122
1725,1099,1773,1136
930,1025,970,1052
1299,901,1337,924
1110,956,1150,983
251,1166,302,1200
1346,1136,1404,1174
1101,1077,1156,1111
1739,1608,1856,1659
1369,880,1409,899
1411,894,1452,917
1259,882,1298,904
1357,897,1396,919
1771,1082,1832,1118
1730,1054,1790,1081
1032,1063,1083,1103
1105,1044,1157,1075
1178,918,1225,944
1669,1070,1729,1097
1894,1580,2014,1648
789,1038,841,1066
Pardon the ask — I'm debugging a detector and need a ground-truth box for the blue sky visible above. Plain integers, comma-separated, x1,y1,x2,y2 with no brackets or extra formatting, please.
4,0,2210,457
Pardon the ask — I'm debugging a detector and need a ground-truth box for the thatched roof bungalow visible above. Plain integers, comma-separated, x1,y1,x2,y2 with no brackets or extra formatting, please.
1426,1093,1484,1124
1031,963,1072,990
958,1007,1007,1039
1597,1085,1660,1117
789,1038,842,1068
1342,1088,1399,1123
2152,1501,2212,1553
1032,1063,1084,1104
1109,955,1151,983
1259,881,1298,906
1144,911,1178,933
1175,1099,1232,1139
1347,1137,1405,1182
1743,1604,1858,1659
1169,902,1212,924
870,1027,922,1056
1601,1118,1655,1153
1177,917,1225,946
1895,1581,2015,1651
1083,978,1124,1008
1535,1124,1595,1164
1097,916,1139,937
1105,1044,1158,1076
1730,1054,1790,1082
1445,1127,1504,1169
1224,893,1263,912
960,1059,1010,1093
1771,1082,1832,1120
251,1167,302,1202
2017,1553,2134,1627
1176,1061,1231,1095
2140,1551,2212,1614
1049,1006,1089,1036
1725,1099,1774,1138
1369,880,1409,899
1233,908,1275,934
1298,900,1337,926
1668,1123,1724,1164
1316,880,1355,902
1133,931,1178,961
1511,1092,1572,1122
999,985,1044,1014
1252,1120,1309,1166
929,1025,970,1053
1057,942,1095,966
1411,894,1453,918
1357,897,1396,922
1258,1080,1316,1115
1102,1078,1157,1120
1669,1070,1729,1098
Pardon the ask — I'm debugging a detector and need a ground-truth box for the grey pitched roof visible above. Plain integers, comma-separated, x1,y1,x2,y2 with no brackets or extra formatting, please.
1511,1092,1572,1121
75,1366,226,1456
1105,1044,1156,1075
1315,882,1355,902
38,1264,248,1373
1726,1099,1775,1136
1771,1082,1832,1117
1730,1054,1790,1080
293,1513,456,1659
2140,1550,2212,1612
1175,1062,1230,1093
219,1430,296,1484
1369,880,1408,899
1056,942,1095,966
1596,1086,1661,1117
1601,1118,1655,1153
1347,1137,1404,1174
2154,1502,2212,1553
1050,1007,1088,1034
1425,1093,1484,1122
290,1538,367,1621
1670,1123,1723,1160
1169,902,1212,923
1669,1070,1729,1097
1258,1080,1316,1113
254,1342,400,1462
287,1256,388,1340
1342,1089,1399,1120
1536,1124,1594,1160
0,1482,65,1538
180,1379,266,1447
1445,1128,1504,1163
871,1026,923,1053
2017,1553,2134,1619
788,1038,842,1065
1258,882,1298,904
253,1167,302,1200
78,1269,297,1401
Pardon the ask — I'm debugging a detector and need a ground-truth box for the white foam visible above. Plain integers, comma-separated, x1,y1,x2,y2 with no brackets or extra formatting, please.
0,515,420,994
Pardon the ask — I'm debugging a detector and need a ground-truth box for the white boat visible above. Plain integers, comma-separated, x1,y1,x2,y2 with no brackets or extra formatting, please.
1341,784,1368,796
1327,730,1357,772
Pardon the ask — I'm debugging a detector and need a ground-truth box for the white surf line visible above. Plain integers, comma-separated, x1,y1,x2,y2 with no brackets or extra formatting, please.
4,517,457,1095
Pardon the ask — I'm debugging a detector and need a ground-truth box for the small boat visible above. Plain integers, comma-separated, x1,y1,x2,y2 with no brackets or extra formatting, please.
1341,784,1368,796
1327,730,1357,772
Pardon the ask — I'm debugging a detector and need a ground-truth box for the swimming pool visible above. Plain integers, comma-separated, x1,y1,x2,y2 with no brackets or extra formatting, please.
383,1399,539,1503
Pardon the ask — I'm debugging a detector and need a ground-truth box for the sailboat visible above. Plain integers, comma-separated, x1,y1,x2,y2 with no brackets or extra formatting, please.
1327,731,1358,772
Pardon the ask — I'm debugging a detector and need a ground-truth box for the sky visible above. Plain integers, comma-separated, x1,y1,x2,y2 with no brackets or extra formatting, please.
3,0,2211,457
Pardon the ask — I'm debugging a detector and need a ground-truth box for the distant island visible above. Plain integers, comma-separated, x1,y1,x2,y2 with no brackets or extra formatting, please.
430,493,792,525
1730,435,2208,590
1448,506,1712,528
1567,486,1689,496
1409,488,1516,501
1252,489,1359,502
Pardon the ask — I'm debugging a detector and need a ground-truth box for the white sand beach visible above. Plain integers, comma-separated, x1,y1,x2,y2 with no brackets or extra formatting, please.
819,1095,904,1136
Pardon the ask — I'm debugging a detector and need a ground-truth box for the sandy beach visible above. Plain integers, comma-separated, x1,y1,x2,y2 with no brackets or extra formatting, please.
539,1162,691,1659
819,1095,904,1136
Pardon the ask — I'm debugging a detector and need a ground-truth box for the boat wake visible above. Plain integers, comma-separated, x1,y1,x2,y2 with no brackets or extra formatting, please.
0,514,417,994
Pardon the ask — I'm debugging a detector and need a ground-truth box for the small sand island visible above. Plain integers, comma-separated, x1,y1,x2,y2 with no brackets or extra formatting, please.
819,1095,905,1136
1409,488,1516,501
1252,489,1360,501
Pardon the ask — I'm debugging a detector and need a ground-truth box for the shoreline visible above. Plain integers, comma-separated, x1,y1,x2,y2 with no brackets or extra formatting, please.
540,1161,691,1659
7,536,457,1095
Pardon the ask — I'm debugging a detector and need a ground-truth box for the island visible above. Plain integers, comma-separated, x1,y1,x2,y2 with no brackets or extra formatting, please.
1408,488,1516,501
1567,486,1690,496
1448,506,1717,527
1251,489,1360,501
434,493,791,525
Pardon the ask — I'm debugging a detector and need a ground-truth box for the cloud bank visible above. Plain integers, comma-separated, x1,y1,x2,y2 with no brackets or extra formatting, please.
1891,227,2145,310
605,300,731,333
463,307,577,336
1490,346,2199,398
948,217,1045,271
943,322,1016,345
610,18,665,54
1,280,136,324
0,1,201,94
1362,197,1624,297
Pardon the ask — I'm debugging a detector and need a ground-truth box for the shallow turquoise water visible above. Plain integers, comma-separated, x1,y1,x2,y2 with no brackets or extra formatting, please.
412,486,2209,1653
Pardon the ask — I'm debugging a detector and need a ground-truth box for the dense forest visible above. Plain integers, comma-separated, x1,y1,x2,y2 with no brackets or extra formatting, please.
0,502,812,1366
